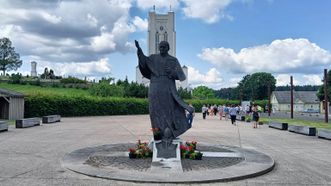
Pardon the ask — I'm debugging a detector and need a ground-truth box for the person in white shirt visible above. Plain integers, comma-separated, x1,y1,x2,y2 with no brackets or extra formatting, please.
202,105,208,119
218,105,223,120
229,105,238,125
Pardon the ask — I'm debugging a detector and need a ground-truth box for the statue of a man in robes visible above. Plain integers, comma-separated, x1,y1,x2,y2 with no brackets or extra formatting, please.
135,40,194,142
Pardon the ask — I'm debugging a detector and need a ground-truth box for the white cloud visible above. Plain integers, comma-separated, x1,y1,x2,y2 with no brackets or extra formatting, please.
302,75,322,86
181,0,233,23
199,38,331,74
0,0,135,63
40,58,111,77
275,74,299,86
136,0,180,11
188,66,223,89
132,16,148,31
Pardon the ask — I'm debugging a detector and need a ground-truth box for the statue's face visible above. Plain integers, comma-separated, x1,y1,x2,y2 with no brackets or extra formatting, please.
159,42,169,55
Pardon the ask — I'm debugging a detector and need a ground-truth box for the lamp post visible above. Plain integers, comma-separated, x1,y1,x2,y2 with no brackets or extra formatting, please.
290,76,293,119
324,69,328,123
268,82,271,117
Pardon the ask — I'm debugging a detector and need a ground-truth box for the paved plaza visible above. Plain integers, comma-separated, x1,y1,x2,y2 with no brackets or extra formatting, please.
0,114,330,186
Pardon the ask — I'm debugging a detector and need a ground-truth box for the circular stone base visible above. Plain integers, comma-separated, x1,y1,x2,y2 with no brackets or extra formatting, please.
62,143,274,183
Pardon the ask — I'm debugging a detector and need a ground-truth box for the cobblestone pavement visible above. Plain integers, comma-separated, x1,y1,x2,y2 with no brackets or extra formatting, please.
0,114,331,185
81,143,244,172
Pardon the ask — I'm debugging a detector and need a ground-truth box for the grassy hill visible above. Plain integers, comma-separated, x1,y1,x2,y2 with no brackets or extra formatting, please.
0,83,89,97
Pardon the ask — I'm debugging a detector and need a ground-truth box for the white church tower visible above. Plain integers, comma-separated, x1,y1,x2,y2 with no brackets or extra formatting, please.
136,10,188,89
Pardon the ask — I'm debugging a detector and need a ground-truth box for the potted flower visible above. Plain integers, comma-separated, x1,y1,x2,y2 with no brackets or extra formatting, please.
186,141,197,150
180,145,187,158
128,148,136,159
151,127,161,141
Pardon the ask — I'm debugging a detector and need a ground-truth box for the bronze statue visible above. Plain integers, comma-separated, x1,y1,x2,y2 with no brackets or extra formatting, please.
135,40,194,142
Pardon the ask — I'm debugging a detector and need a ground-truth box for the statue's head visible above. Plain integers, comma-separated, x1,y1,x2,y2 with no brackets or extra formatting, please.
159,41,169,56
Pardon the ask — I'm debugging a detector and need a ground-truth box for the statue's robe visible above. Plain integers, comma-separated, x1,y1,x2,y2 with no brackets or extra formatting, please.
137,52,191,139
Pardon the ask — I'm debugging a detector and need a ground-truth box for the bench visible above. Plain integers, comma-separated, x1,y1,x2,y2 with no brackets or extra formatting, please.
288,125,316,136
16,118,41,128
0,121,8,132
42,115,61,124
317,129,331,140
268,122,288,130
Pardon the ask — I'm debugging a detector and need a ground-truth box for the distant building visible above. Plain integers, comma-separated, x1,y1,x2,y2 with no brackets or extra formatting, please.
271,91,320,112
136,10,189,89
31,61,37,77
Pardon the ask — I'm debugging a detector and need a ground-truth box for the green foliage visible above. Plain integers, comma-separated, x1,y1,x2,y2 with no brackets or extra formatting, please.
237,72,276,100
259,117,331,130
317,70,331,101
123,82,148,98
215,87,239,100
187,99,240,112
9,73,23,84
24,94,149,117
192,86,215,99
0,83,89,96
99,77,115,84
178,87,192,99
60,76,86,84
0,37,22,75
89,82,124,97
276,85,320,91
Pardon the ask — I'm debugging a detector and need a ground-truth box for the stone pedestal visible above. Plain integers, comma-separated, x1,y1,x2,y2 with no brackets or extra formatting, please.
150,138,182,173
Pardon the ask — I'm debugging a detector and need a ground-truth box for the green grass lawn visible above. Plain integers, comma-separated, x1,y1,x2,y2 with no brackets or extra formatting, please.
260,117,331,130
0,83,89,97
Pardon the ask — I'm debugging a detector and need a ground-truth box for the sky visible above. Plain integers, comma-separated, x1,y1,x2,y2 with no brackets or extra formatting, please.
1,0,331,89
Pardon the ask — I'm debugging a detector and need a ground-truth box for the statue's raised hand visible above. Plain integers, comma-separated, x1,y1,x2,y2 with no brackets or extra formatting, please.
135,40,140,49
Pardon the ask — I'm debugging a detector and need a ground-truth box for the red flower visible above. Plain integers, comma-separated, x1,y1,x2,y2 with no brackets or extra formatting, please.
128,148,136,153
180,145,187,150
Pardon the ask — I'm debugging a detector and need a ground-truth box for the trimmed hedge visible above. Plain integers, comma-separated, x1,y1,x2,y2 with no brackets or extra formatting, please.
24,95,243,117
24,94,148,117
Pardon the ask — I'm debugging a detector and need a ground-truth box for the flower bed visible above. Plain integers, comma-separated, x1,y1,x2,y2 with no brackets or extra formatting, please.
180,141,203,160
128,140,152,159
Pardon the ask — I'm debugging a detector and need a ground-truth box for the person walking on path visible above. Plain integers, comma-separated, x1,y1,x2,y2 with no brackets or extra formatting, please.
229,105,238,125
202,105,208,119
186,104,195,128
218,105,223,120
252,104,260,128
223,105,229,121
213,104,218,116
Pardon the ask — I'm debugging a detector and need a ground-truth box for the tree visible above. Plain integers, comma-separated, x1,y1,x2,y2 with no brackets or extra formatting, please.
317,70,331,101
237,74,252,100
192,86,215,99
215,87,239,100
0,37,22,75
248,72,276,100
178,87,192,99
237,72,276,100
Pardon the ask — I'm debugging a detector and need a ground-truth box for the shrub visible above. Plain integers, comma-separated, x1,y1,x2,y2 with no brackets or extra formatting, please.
24,94,148,117
187,99,240,112
60,76,86,84
89,82,124,97
9,73,22,84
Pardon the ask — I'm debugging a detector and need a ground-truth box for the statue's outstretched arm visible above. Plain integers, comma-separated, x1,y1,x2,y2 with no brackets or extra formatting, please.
135,40,145,58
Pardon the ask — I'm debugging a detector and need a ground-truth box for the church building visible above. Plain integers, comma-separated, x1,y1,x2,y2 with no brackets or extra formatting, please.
136,10,189,89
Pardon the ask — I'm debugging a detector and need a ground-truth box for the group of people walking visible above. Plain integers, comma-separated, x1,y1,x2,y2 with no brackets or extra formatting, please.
201,104,260,128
